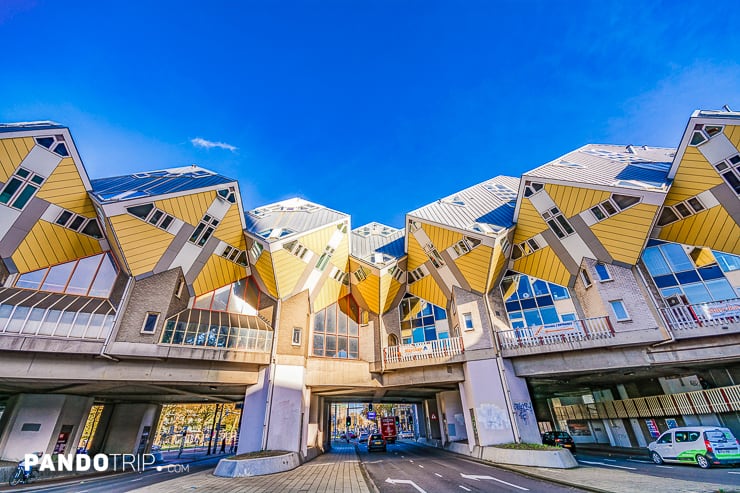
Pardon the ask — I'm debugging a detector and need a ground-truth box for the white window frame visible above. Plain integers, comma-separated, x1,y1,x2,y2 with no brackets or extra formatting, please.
462,312,474,331
141,312,160,334
353,268,367,283
594,263,613,282
175,279,185,299
609,300,631,321
580,269,592,288
292,327,302,346
249,241,264,262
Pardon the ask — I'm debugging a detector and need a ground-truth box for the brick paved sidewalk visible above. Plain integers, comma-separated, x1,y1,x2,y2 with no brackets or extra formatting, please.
130,442,371,493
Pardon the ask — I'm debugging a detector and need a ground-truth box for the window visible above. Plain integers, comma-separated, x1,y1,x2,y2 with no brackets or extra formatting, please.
332,268,349,285
581,269,592,287
220,246,248,266
353,268,367,283
462,313,474,331
713,154,740,195
193,277,261,315
0,167,45,210
424,245,445,268
399,295,448,344
312,296,360,359
257,227,296,240
126,204,175,232
408,266,427,283
689,124,724,147
389,265,405,282
542,207,574,239
292,327,302,346
249,241,264,261
55,210,103,239
189,214,220,246
609,300,630,321
283,240,310,260
590,194,641,222
141,312,160,334
175,279,185,299
523,180,544,197
14,253,118,298
315,246,335,271
594,263,612,282
35,134,70,156
217,186,236,203
658,195,708,227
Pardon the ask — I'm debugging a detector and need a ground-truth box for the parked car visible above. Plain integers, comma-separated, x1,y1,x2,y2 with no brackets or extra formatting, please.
541,431,576,453
399,430,414,439
358,432,369,442
367,433,386,452
648,426,740,468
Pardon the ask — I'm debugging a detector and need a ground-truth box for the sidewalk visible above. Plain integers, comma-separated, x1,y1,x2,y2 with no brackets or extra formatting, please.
130,442,371,493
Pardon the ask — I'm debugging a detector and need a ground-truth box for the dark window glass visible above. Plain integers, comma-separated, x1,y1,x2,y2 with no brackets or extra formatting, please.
142,313,158,333
675,203,692,217
127,204,153,219
53,143,69,156
612,194,640,210
520,297,537,310
197,227,214,246
31,175,44,185
687,197,704,212
698,265,725,281
550,284,569,300
654,274,679,288
591,206,606,220
601,201,618,216
68,216,85,231
11,184,37,209
676,270,701,284
535,295,554,307
56,211,73,226
547,219,565,238
81,220,103,238
657,207,679,226
721,171,740,194
189,223,206,243
16,168,29,178
160,215,173,230
36,137,54,148
690,131,707,146
595,263,611,281
148,210,163,225
505,300,521,312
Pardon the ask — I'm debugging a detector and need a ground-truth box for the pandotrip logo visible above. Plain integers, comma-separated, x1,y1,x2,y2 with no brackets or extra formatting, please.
23,453,189,473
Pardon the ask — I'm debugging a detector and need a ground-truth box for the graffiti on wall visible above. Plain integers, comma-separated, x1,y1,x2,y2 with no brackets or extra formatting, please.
476,403,510,430
513,402,533,424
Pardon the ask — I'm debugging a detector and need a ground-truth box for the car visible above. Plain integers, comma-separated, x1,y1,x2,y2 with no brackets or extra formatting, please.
541,431,576,453
648,426,740,468
358,432,369,442
367,433,386,452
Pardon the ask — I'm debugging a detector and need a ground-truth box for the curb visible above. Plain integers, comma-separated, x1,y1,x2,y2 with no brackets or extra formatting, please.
354,443,381,493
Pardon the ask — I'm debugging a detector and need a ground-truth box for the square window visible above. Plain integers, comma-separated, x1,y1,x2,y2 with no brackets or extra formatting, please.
292,327,302,346
141,312,160,334
609,300,630,321
462,313,474,331
594,263,612,282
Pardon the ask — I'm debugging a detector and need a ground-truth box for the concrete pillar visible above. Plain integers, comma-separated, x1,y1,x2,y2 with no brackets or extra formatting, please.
439,391,468,445
238,364,307,453
0,394,93,461
99,403,161,455
459,358,540,446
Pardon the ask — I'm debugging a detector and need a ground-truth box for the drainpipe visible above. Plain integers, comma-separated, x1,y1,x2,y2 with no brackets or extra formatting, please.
261,298,281,451
635,265,676,347
482,241,521,443
99,275,135,362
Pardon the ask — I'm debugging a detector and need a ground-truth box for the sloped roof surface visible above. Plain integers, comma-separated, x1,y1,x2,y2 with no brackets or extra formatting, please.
409,175,520,233
351,222,406,263
245,198,348,241
91,166,234,203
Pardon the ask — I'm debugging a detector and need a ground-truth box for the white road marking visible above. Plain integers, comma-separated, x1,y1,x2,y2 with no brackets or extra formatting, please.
409,459,414,463
578,460,636,470
130,477,144,482
461,473,529,491
459,486,471,492
627,459,654,464
729,471,740,475
386,477,427,493
435,473,443,477
656,465,673,469
604,459,616,462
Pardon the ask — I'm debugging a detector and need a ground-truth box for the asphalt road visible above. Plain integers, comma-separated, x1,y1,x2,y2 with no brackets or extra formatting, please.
0,456,221,493
358,441,584,493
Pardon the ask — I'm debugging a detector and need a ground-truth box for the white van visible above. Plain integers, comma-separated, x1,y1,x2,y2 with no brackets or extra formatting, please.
648,426,740,468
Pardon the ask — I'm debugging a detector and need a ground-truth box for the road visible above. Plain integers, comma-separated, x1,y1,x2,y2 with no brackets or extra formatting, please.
0,455,221,493
358,440,583,492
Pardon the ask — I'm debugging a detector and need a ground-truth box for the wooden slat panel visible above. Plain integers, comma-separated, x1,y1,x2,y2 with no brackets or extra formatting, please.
36,158,94,215
590,203,658,264
156,191,216,227
272,249,309,298
664,147,724,206
513,199,548,242
253,250,278,298
455,244,492,293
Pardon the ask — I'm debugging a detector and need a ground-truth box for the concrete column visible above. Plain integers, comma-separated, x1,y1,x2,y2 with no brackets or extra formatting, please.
439,391,468,446
238,364,307,453
0,394,93,461
99,403,161,455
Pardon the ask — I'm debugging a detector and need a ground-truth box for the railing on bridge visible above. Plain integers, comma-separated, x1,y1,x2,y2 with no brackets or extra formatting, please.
383,336,464,365
496,316,615,350
660,298,740,331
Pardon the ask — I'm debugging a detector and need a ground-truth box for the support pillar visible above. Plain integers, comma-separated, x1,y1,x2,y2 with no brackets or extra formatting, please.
99,403,161,455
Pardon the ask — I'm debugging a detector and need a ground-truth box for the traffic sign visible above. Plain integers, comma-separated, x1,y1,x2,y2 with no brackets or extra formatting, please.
430,413,437,420
367,411,376,420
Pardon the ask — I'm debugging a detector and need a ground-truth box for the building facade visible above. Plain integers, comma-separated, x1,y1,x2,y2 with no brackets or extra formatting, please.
0,109,738,460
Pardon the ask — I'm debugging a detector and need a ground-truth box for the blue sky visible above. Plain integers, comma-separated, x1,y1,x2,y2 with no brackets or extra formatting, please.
2,1,739,228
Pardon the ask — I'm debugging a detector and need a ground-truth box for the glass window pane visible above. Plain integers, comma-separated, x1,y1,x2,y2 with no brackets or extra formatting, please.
516,276,534,300
424,327,437,341
37,309,61,335
325,335,337,357
348,316,358,336
313,334,324,356
433,305,447,320
325,305,337,334
88,254,118,297
16,269,47,289
337,337,348,357
609,301,629,320
595,264,611,281
714,251,740,272
70,312,90,338
211,286,230,311
660,287,683,298
561,313,576,322
642,247,671,277
660,243,694,272
549,284,569,300
412,327,425,343
12,184,38,209
56,311,75,337
682,283,712,304
349,337,358,358
66,255,103,295
421,302,433,317
705,279,735,301
337,308,348,335
523,309,543,327
532,280,549,297
41,262,75,292
540,306,559,325
194,293,213,310
0,177,23,203
22,307,45,334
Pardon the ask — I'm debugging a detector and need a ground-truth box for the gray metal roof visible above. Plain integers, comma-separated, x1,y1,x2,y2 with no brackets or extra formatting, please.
245,198,348,242
0,121,66,133
351,222,406,264
91,165,235,203
408,175,520,234
525,144,674,191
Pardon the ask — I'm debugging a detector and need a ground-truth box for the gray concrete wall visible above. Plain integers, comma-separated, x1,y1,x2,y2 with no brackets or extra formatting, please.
100,403,160,455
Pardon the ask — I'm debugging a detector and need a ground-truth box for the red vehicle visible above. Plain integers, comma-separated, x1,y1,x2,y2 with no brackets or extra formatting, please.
380,417,397,444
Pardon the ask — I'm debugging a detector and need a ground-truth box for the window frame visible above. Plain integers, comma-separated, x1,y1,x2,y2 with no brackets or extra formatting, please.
594,263,613,282
292,327,302,346
141,312,160,334
462,312,474,331
608,300,631,322
580,269,592,288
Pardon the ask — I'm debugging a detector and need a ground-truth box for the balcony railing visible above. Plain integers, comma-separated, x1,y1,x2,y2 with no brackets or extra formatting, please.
660,298,740,331
496,316,615,350
383,336,464,364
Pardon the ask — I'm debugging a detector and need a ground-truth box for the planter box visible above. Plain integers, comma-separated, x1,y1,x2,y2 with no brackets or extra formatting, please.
214,452,300,477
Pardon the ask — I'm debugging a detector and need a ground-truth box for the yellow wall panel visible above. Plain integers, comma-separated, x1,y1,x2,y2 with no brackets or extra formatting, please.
407,233,428,271
109,214,173,276
300,224,336,255
590,203,658,265
659,205,740,255
356,270,380,314
544,184,611,218
487,244,507,293
423,223,463,252
409,275,447,309
454,245,492,293
313,278,343,312
11,220,101,273
513,246,570,287
213,204,245,248
272,249,308,298
253,250,278,298
192,254,245,296
382,276,404,314
36,158,95,216
513,198,548,243
0,137,35,182
664,147,724,206
156,190,216,226
725,125,740,149
330,234,350,270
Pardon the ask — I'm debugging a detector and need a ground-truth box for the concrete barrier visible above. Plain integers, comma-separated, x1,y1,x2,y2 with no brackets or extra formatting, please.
480,446,577,468
213,452,300,477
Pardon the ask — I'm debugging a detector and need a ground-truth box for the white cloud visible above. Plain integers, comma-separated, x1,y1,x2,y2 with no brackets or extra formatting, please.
191,137,237,152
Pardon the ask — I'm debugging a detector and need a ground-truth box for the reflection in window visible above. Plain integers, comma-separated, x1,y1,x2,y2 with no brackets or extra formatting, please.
193,277,261,315
501,273,572,329
312,296,361,359
15,253,118,298
399,294,448,345
0,304,115,339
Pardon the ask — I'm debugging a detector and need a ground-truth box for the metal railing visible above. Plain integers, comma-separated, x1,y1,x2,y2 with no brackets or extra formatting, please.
496,316,615,350
660,298,740,330
553,385,740,420
383,336,464,364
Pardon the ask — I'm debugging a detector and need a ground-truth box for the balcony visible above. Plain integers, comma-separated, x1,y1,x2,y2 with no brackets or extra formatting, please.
660,298,740,339
496,316,624,357
382,336,465,369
